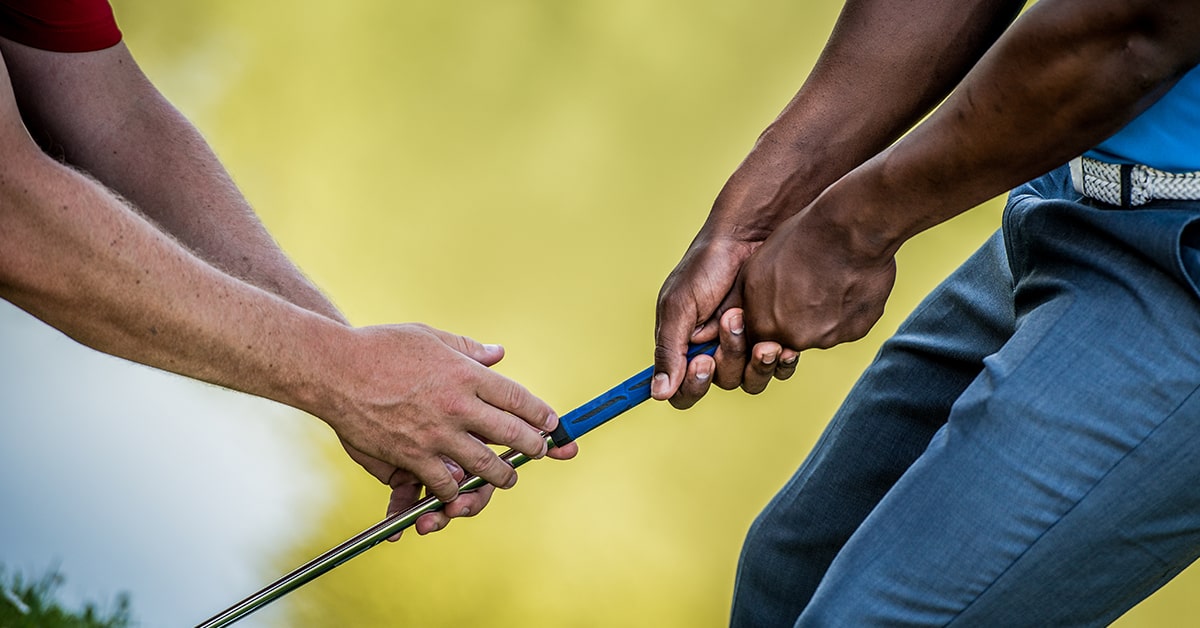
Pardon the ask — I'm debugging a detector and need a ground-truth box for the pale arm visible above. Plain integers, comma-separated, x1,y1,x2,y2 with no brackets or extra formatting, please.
0,48,572,531
0,39,341,321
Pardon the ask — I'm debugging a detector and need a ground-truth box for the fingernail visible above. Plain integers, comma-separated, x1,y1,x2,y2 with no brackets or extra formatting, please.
459,506,470,517
443,458,462,476
503,475,517,490
763,352,778,365
544,413,559,432
652,372,669,396
696,364,712,382
484,343,502,353
731,314,744,335
782,355,798,366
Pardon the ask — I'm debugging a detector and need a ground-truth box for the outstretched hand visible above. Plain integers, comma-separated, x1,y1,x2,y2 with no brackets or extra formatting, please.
320,323,577,538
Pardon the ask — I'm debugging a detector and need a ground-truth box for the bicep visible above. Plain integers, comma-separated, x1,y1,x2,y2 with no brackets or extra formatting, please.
0,45,49,162
0,37,158,154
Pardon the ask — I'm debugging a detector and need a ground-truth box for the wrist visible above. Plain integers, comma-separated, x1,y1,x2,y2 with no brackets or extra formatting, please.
273,313,359,423
706,118,877,242
803,162,911,263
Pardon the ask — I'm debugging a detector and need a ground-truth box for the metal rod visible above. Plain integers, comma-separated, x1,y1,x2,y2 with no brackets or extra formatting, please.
195,438,547,628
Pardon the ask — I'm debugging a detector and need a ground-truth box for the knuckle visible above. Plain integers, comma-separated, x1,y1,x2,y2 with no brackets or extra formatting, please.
715,376,740,391
470,447,498,473
427,473,458,501
493,466,517,489
500,379,529,413
499,418,525,447
742,381,768,395
669,395,698,410
442,392,475,419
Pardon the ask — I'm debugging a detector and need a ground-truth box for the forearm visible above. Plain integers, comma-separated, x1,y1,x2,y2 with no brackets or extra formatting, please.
81,101,345,322
704,0,1023,239
0,148,346,418
0,40,345,324
820,0,1200,256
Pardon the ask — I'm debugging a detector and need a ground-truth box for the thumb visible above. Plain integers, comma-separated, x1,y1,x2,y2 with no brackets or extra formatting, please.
653,302,702,401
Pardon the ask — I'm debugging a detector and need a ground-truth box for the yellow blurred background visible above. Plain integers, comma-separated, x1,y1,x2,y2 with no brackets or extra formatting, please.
108,1,1199,625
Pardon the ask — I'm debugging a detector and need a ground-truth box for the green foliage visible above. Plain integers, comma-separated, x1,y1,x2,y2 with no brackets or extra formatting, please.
0,566,132,628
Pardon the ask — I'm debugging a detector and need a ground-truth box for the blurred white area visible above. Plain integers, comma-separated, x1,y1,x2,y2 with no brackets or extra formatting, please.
0,299,331,626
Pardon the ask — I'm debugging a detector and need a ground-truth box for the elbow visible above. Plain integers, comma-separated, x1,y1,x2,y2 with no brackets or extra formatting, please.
0,150,67,298
1106,1,1200,84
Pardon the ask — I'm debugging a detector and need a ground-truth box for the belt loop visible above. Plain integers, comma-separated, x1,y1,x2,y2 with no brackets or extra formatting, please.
1120,163,1133,207
1069,157,1085,196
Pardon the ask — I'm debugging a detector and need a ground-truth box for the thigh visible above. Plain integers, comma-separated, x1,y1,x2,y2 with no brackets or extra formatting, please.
731,231,1016,628
798,196,1200,627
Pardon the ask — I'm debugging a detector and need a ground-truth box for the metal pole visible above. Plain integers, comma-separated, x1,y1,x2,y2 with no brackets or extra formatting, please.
195,439,546,628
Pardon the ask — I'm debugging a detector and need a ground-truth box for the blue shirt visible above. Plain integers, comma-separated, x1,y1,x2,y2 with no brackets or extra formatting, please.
1086,64,1200,172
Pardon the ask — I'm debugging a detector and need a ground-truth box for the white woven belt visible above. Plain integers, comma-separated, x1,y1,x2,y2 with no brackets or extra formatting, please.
1070,156,1200,207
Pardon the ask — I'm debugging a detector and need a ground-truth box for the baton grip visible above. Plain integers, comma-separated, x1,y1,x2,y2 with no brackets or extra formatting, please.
548,340,717,447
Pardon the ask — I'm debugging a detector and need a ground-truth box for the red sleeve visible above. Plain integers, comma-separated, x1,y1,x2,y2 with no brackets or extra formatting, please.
0,0,122,53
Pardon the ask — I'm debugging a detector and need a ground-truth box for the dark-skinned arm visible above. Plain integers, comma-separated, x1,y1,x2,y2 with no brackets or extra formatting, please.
737,0,1200,352
654,0,1025,408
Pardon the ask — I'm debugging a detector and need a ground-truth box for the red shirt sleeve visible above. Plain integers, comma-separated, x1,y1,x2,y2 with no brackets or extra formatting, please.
0,0,122,53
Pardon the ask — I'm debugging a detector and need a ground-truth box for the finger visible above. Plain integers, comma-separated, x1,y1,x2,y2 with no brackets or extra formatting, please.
475,370,558,435
775,349,800,381
430,327,506,367
441,455,465,481
339,438,395,485
446,435,519,493
742,341,782,395
669,354,714,410
653,297,709,401
442,483,495,519
416,483,496,535
465,398,551,460
547,440,579,460
415,511,451,535
384,474,423,542
691,315,721,344
412,456,464,504
714,308,748,390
